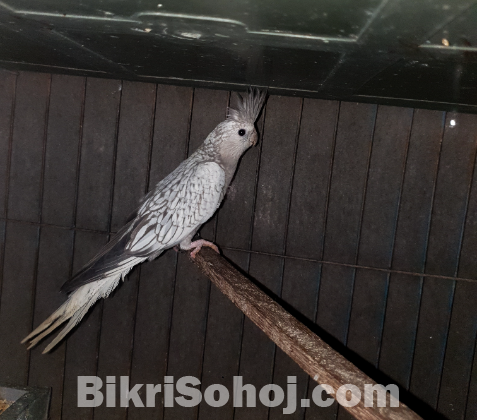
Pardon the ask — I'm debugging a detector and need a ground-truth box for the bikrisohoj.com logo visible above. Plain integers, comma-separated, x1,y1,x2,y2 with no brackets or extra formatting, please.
78,375,399,414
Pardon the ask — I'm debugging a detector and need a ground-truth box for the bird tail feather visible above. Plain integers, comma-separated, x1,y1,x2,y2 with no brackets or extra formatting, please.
22,271,127,353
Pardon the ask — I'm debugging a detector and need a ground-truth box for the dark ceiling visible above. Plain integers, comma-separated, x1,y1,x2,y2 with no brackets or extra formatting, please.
0,0,476,112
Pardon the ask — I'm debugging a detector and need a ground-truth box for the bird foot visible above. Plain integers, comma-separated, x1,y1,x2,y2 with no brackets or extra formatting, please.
186,240,220,259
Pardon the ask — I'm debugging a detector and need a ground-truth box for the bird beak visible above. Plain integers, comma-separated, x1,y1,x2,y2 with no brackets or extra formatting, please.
251,131,258,147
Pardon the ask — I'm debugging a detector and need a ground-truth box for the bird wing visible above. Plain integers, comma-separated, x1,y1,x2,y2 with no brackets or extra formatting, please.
61,161,225,293
128,160,226,253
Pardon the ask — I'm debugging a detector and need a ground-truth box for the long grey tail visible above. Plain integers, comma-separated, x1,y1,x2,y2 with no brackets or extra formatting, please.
22,272,128,353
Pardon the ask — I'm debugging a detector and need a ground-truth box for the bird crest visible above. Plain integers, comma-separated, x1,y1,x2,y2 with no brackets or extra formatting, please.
227,88,267,124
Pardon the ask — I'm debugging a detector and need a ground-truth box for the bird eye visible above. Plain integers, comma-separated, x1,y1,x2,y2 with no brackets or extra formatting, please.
238,129,246,136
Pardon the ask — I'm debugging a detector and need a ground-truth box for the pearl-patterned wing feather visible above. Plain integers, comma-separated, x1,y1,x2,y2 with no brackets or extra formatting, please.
128,161,226,253
59,160,226,293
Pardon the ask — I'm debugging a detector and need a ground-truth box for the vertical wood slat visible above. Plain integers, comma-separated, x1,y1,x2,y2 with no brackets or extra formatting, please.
235,95,301,420
322,102,376,265
30,82,84,419
316,102,376,356
41,75,85,227
163,253,210,420
438,114,477,420
269,259,321,420
379,109,445,401
128,84,192,420
275,97,337,420
235,254,284,420
0,222,39,384
7,72,50,223
110,81,156,232
187,88,228,156
147,85,193,188
437,281,477,420
410,113,477,411
285,98,339,260
93,270,140,420
198,99,267,420
251,95,302,255
0,70,16,219
61,231,109,420
62,76,123,420
93,81,157,420
0,70,16,307
409,278,454,409
465,351,477,420
0,220,4,286
316,264,356,345
164,88,227,420
197,249,248,420
346,106,413,370
299,99,340,420
357,106,413,269
379,110,444,412
459,115,477,420
458,127,477,282
392,109,445,273
128,251,178,420
319,102,376,420
379,274,422,389
351,104,414,400
426,113,477,277
426,113,477,419
28,227,74,420
75,78,121,232
346,270,388,366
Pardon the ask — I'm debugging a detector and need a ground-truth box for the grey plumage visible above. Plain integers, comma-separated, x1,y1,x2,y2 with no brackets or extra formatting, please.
22,88,266,354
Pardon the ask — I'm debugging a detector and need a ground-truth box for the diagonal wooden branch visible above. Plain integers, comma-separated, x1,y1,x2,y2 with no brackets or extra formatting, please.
190,247,422,420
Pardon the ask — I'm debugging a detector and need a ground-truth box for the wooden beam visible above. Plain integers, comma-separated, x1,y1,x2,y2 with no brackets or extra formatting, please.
191,247,422,420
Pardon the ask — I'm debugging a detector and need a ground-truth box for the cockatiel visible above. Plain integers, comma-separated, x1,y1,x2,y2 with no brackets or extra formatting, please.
22,88,266,354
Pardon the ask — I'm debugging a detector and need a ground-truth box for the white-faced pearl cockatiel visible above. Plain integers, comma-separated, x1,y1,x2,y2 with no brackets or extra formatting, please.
23,88,267,353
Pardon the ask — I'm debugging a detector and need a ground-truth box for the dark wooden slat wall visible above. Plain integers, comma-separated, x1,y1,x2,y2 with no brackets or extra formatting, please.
0,222,39,383
0,70,476,420
163,89,230,420
198,110,267,420
7,72,50,223
286,99,338,261
94,81,157,420
0,70,15,219
235,96,302,420
347,106,413,364
28,227,73,419
235,253,284,420
75,78,121,232
110,81,156,232
459,139,477,420
26,78,86,420
41,75,85,227
129,84,192,420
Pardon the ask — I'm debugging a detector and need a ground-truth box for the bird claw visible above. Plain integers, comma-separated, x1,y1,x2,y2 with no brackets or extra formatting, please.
188,240,220,259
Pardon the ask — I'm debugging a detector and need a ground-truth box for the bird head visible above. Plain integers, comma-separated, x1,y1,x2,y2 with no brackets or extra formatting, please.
205,88,266,163
226,88,267,148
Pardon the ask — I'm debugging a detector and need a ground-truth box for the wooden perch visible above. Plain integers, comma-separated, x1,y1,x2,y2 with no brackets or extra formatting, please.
191,247,422,420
